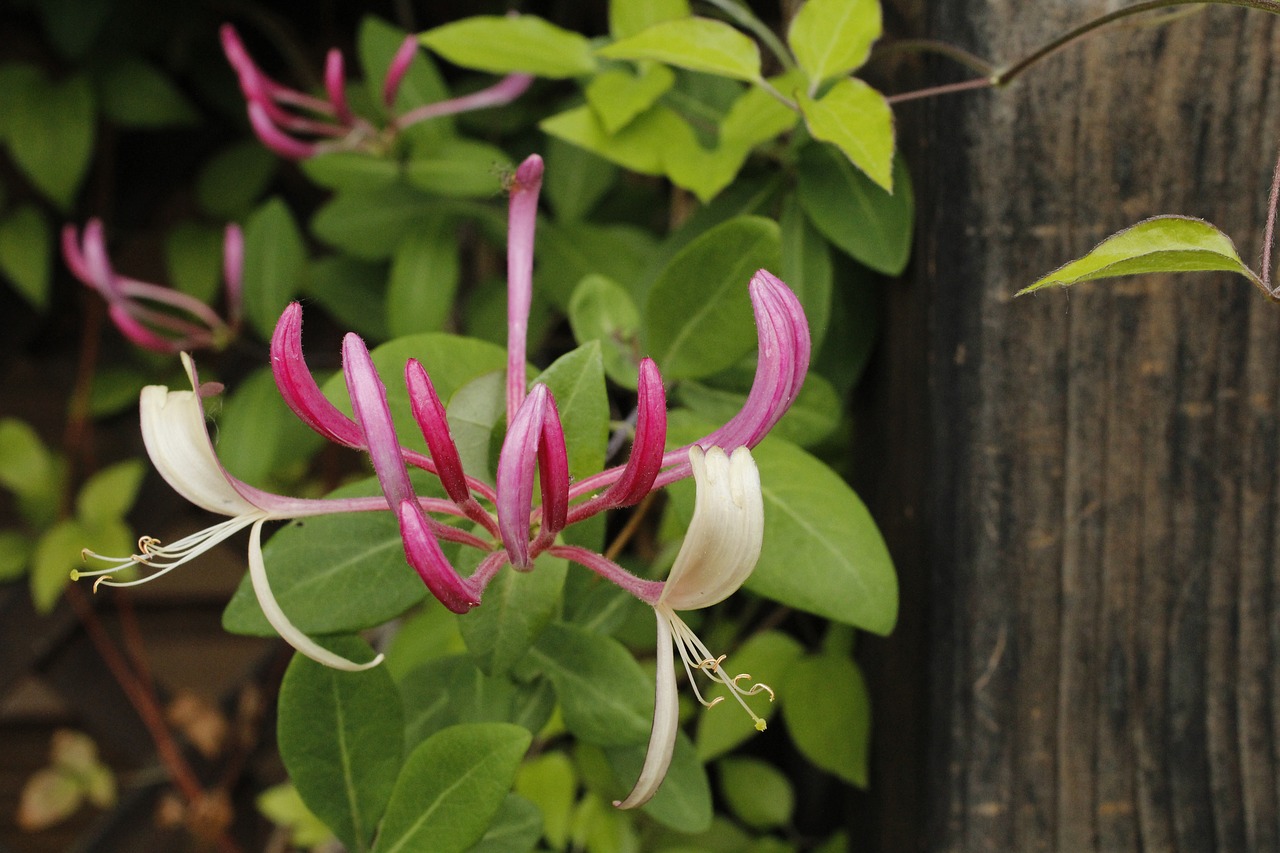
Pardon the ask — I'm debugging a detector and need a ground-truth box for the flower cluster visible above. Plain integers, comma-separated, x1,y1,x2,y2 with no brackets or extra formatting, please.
63,220,243,354
79,153,811,807
220,24,532,160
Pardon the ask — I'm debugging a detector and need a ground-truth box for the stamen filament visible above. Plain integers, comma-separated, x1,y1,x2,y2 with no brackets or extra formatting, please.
665,611,771,729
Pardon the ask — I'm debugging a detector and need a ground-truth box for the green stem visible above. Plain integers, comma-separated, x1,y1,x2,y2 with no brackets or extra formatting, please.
993,0,1280,86
700,0,797,72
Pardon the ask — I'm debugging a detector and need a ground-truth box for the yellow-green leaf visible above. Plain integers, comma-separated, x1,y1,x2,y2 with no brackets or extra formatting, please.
798,78,894,191
597,17,761,82
1020,215,1262,293
787,0,882,87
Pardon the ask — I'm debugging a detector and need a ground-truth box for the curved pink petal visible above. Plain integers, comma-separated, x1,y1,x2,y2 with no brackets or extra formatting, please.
405,358,469,505
506,154,543,425
397,500,480,613
246,101,317,159
270,303,365,448
535,392,569,542
383,36,419,109
397,73,534,126
222,224,244,328
324,48,353,124
496,384,547,568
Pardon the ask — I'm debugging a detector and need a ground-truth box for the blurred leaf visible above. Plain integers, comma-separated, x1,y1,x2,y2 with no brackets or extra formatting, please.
798,78,894,191
361,16,450,137
465,794,543,853
31,519,86,613
405,138,511,197
0,418,57,500
0,204,51,311
400,654,555,748
598,18,761,82
0,531,31,582
719,757,793,828
569,274,642,389
387,225,460,337
797,143,913,275
645,216,781,379
16,768,81,831
585,64,676,135
421,16,597,78
535,219,660,309
515,753,577,849
257,783,335,850
166,222,224,303
242,198,306,338
97,58,198,128
279,637,403,852
782,653,871,787
75,459,144,526
88,366,150,419
677,372,842,448
1020,215,1262,292
779,194,833,351
302,152,400,192
609,0,691,38
38,0,110,59
196,142,278,219
787,0,881,86
306,256,390,341
372,724,531,853
215,367,325,489
543,136,618,222
3,68,94,208
311,185,439,260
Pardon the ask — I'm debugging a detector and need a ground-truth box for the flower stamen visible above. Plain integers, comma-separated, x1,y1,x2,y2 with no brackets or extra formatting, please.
667,611,770,730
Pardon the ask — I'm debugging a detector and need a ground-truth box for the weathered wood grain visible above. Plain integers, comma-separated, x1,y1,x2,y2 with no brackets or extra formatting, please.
870,1,1280,849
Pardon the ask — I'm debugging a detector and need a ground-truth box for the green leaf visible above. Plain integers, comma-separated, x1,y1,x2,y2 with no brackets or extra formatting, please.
750,436,897,632
278,638,403,853
196,142,277,219
420,16,597,78
87,366,149,419
222,478,430,637
1020,215,1262,292
257,783,335,850
569,275,643,389
214,367,325,490
598,18,761,82
604,731,712,832
540,104,663,177
0,205,51,311
405,138,512,198
787,0,881,86
515,753,577,849
779,194,833,351
797,143,913,275
719,80,800,150
97,58,198,127
459,552,568,677
301,152,400,192
447,372,506,481
645,216,781,379
677,372,842,448
75,459,144,526
718,757,794,828
609,0,691,38
400,655,554,748
0,418,56,500
465,794,543,853
694,630,802,760
530,622,652,746
3,69,94,208
0,530,31,582
585,64,676,135
166,222,224,303
31,520,85,613
781,653,870,787
306,256,390,341
543,136,618,222
535,219,661,309
535,343,609,481
242,198,306,339
798,78,894,191
387,225,460,338
311,185,439,260
372,723,531,853
360,16,450,139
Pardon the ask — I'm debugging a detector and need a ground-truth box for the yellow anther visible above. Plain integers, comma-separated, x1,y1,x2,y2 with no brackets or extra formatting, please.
69,569,80,581
137,536,162,554
696,655,727,673
754,719,767,732
92,576,113,593
79,549,91,561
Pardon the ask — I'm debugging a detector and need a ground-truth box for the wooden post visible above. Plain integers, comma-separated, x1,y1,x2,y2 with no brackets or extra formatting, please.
863,2,1280,849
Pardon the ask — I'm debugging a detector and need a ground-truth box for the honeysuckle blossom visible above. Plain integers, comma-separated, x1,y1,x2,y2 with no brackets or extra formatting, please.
63,220,242,354
221,24,532,159
80,151,809,804
613,445,771,810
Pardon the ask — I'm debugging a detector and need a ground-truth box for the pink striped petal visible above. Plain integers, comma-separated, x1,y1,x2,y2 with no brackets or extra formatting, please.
397,500,480,613
505,154,543,425
324,48,353,124
536,392,569,541
496,384,547,568
383,36,419,109
246,101,316,160
270,303,365,447
405,359,469,505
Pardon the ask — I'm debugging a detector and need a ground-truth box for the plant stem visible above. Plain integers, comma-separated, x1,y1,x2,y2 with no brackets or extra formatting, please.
1261,137,1280,296
993,0,1280,86
873,38,996,77
886,76,992,105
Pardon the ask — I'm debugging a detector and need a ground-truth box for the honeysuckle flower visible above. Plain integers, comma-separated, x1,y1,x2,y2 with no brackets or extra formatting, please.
613,445,772,810
221,24,532,160
63,220,242,354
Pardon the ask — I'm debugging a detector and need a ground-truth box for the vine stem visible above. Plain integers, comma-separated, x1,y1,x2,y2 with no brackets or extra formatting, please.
1261,137,1280,295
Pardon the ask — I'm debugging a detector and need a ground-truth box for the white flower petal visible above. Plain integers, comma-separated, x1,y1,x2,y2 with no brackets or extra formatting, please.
248,521,383,672
659,446,763,611
615,610,679,810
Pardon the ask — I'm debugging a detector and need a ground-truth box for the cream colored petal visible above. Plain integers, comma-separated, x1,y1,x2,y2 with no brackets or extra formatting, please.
248,521,383,672
659,446,763,611
139,383,258,517
614,609,678,810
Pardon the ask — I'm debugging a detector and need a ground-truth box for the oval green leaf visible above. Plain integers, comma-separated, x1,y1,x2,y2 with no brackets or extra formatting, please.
372,723,531,853
781,653,871,787
798,78,894,192
242,197,306,338
1020,215,1262,293
420,15,597,78
787,0,881,86
597,17,761,82
278,637,404,853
